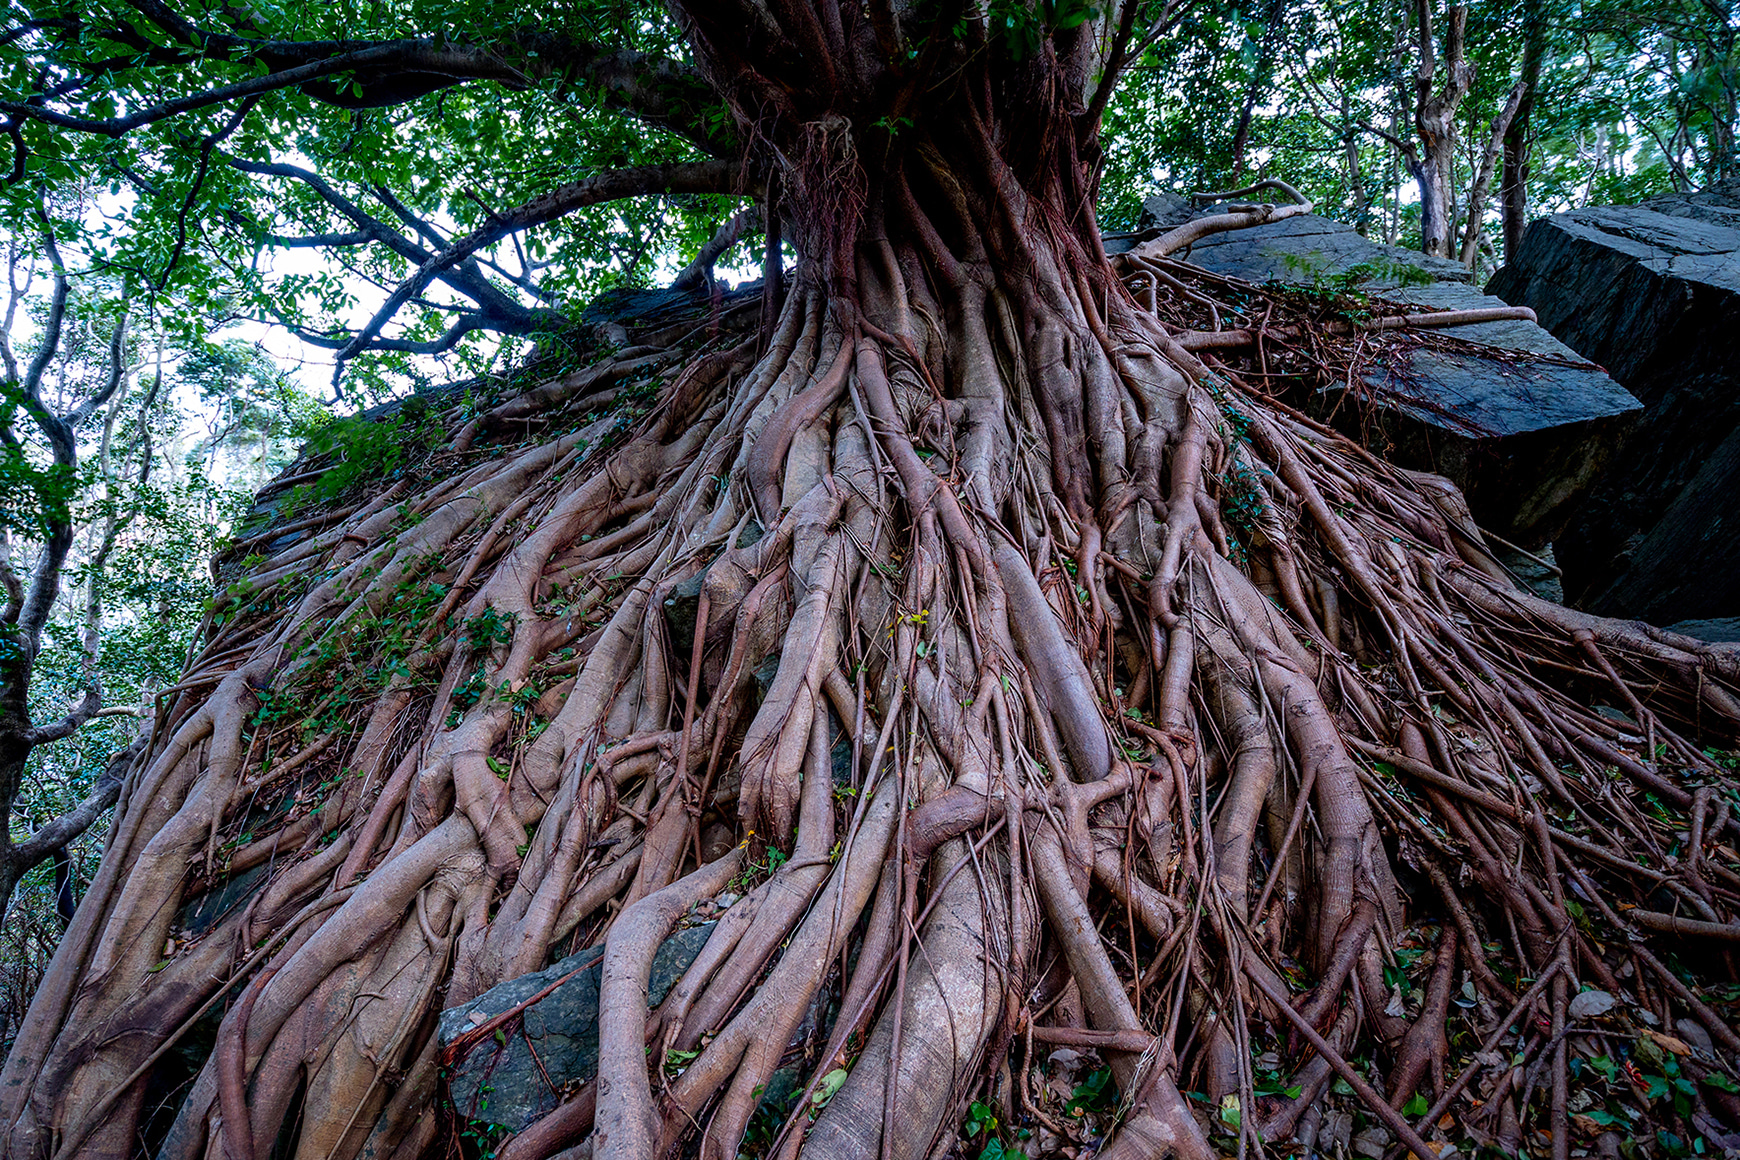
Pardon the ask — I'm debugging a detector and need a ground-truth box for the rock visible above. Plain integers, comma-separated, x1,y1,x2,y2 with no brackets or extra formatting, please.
1135,208,1640,546
1494,542,1564,603
1138,192,1195,230
1351,321,1637,546
1162,211,1472,286
438,922,716,1131
175,862,271,937
1488,179,1740,622
1666,618,1740,644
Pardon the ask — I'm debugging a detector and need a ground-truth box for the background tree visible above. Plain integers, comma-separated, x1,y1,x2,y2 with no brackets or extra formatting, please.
0,212,314,1048
1102,0,1737,271
2,4,1740,1160
0,214,144,925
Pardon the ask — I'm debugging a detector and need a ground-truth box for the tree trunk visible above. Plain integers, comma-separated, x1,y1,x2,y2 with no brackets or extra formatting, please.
1500,0,1545,260
1460,81,1528,267
1414,3,1475,257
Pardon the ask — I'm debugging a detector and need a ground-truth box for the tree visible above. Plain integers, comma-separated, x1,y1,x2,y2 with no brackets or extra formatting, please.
0,212,292,1046
1349,1,1527,261
0,219,144,924
3,4,1740,1160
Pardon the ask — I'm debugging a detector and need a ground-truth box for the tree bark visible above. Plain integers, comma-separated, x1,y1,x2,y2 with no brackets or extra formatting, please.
1460,80,1528,267
1500,0,1546,259
1414,1,1475,257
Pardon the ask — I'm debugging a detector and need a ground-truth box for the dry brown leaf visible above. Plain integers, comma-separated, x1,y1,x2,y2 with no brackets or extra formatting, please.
1642,1028,1691,1055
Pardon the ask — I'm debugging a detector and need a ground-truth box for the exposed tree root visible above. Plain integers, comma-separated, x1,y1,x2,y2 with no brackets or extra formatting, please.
6,135,1740,1160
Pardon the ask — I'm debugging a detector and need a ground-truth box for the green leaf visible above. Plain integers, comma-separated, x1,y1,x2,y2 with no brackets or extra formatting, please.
812,1068,849,1108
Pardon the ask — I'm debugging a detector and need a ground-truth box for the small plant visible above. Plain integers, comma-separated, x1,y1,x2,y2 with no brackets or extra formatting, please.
1066,1066,1117,1118
462,607,516,652
963,1099,1031,1159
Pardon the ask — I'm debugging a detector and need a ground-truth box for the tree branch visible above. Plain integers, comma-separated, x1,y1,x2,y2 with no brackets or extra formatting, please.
265,230,375,248
63,300,129,429
10,733,140,864
12,206,79,658
1459,81,1528,267
225,154,544,332
1084,0,1145,132
28,4,734,154
671,204,761,292
2,41,517,136
334,158,753,374
1357,119,1418,162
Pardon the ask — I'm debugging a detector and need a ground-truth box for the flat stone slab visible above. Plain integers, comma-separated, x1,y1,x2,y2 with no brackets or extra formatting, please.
438,922,715,1130
1488,179,1740,621
1108,198,1641,545
1170,211,1474,287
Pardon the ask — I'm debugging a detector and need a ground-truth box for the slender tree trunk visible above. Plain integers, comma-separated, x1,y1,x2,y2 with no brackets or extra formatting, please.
1414,3,1474,257
1342,93,1372,235
1228,0,1286,183
1460,81,1527,267
1500,0,1545,260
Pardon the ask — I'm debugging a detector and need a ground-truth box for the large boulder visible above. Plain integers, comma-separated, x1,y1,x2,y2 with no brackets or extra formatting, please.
1487,181,1740,623
1108,203,1641,548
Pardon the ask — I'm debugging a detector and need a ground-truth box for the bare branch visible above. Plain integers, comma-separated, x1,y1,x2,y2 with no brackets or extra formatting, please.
671,205,761,292
18,207,69,419
1460,81,1528,267
1357,119,1417,162
1191,178,1310,205
226,154,543,332
265,230,374,248
10,733,141,863
64,301,130,428
0,242,25,382
23,3,733,153
373,183,451,252
1,41,515,137
1084,0,1144,131
12,204,79,655
0,535,22,625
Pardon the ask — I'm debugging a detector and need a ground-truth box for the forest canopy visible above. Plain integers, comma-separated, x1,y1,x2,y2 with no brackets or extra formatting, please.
1,0,1733,394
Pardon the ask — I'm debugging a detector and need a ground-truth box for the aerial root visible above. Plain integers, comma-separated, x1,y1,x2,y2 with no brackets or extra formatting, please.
8,245,1740,1160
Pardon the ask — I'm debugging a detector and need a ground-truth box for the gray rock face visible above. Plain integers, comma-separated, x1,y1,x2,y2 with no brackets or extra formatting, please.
1667,619,1740,644
1112,204,1641,546
1487,181,1740,622
1160,210,1474,287
438,922,715,1130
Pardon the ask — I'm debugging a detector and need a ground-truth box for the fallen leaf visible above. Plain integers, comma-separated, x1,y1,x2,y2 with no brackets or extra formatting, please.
1642,1028,1691,1055
1567,990,1617,1019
